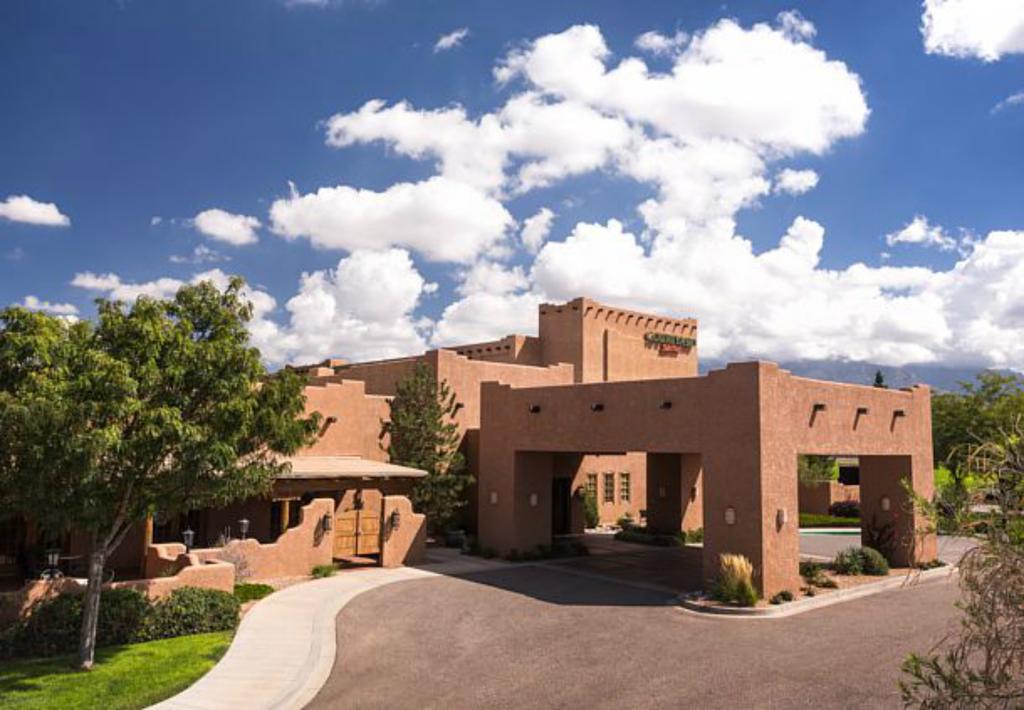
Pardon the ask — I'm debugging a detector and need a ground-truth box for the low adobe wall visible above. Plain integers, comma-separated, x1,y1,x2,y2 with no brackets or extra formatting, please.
381,495,426,568
798,481,860,516
190,498,335,581
113,554,235,599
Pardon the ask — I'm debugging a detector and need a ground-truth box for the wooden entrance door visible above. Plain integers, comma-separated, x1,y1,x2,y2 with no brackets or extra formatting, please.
333,491,382,558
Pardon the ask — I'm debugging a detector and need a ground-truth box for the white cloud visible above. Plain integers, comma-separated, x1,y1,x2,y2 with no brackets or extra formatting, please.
776,10,816,41
169,244,229,264
520,207,555,253
192,209,261,246
71,271,188,301
992,90,1024,113
885,215,958,251
634,29,688,56
774,168,820,195
269,176,513,263
434,27,469,53
19,295,79,316
922,0,1024,61
0,195,71,227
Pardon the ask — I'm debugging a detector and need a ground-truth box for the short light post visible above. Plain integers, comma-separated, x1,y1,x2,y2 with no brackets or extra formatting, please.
238,518,250,540
182,527,195,552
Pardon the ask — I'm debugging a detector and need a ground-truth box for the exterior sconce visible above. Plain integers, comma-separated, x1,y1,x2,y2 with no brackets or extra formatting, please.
320,513,332,533
529,493,538,507
659,400,673,410
389,509,402,532
238,518,250,540
591,403,604,412
528,404,542,414
489,491,499,505
182,527,195,551
776,508,788,527
658,486,667,499
880,496,891,512
725,507,736,525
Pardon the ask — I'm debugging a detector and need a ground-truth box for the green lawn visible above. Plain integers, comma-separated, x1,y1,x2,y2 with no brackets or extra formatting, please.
0,631,232,709
799,513,860,528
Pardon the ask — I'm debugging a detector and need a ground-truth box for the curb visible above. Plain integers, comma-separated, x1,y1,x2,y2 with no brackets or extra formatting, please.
676,564,956,619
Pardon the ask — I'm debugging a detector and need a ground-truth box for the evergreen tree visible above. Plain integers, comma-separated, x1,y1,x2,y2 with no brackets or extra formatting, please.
873,369,887,388
381,363,472,531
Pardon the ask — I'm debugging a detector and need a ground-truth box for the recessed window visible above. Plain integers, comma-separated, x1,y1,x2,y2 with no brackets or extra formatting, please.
620,473,631,503
603,473,615,504
585,473,597,497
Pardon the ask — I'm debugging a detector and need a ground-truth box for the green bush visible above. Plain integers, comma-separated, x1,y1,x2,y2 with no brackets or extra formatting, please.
583,490,599,528
770,590,794,605
684,527,704,543
233,583,274,603
616,512,636,530
138,588,239,642
799,513,860,528
832,546,890,576
311,564,336,578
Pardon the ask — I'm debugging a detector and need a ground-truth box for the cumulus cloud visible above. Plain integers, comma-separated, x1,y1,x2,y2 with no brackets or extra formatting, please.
774,168,819,195
885,215,958,251
193,208,261,246
922,0,1024,61
634,29,688,56
269,177,513,263
19,295,79,316
0,195,71,227
169,244,229,264
520,207,554,253
434,27,469,52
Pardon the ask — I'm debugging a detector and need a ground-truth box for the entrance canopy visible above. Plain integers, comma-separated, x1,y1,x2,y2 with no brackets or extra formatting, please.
279,456,427,481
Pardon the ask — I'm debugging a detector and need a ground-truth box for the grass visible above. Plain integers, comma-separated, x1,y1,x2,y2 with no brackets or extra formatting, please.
0,631,232,709
233,583,274,603
311,564,336,578
799,513,860,528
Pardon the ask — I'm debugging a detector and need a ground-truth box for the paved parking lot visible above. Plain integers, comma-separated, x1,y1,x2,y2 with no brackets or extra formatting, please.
309,562,961,709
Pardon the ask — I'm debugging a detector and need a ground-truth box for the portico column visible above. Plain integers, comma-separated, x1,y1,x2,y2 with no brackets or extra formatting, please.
859,454,937,567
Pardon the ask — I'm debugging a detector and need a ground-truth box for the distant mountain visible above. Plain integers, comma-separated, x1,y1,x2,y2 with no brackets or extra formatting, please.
699,358,1014,393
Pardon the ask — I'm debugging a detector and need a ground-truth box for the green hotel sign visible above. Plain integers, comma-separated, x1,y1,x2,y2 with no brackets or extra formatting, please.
644,332,696,350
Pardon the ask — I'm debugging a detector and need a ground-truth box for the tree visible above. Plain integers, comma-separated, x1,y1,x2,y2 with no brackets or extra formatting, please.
380,362,471,531
901,420,1024,707
798,455,838,485
0,278,319,669
873,370,887,388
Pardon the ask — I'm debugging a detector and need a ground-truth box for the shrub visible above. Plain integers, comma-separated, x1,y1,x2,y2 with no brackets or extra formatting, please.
138,588,239,642
97,588,151,646
684,527,704,543
616,512,636,530
583,490,599,529
311,564,336,578
829,500,860,518
713,553,758,607
859,546,890,575
832,546,890,576
770,590,794,605
832,547,864,575
233,583,274,603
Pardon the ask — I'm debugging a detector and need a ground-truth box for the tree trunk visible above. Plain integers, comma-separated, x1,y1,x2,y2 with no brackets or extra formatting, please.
78,539,107,670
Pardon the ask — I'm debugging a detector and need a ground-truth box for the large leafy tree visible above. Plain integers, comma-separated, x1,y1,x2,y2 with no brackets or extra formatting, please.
380,362,471,532
0,278,319,669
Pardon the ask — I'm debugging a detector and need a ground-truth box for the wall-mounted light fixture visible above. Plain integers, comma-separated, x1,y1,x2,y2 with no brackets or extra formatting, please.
776,508,788,527
880,495,891,512
528,404,542,414
489,491,499,505
591,403,605,412
659,400,673,410
389,509,402,532
658,486,667,499
320,513,332,533
725,507,736,525
529,493,538,507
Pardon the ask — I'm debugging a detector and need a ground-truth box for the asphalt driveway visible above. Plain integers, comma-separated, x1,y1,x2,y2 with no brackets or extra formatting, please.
308,564,961,709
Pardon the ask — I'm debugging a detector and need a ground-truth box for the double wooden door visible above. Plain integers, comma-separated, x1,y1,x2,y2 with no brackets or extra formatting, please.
333,491,382,558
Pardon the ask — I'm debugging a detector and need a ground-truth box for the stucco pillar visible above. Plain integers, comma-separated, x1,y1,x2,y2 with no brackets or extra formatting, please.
512,452,554,554
646,453,682,533
859,454,937,567
680,454,703,532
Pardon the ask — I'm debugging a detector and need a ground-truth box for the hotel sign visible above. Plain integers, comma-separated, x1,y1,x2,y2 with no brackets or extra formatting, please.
644,332,696,355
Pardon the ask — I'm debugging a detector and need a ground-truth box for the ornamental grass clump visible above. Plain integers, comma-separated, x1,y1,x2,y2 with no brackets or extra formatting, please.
714,553,758,607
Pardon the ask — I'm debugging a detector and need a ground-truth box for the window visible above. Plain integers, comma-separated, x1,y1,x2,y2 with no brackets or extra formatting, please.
603,472,615,504
620,472,631,503
585,473,597,497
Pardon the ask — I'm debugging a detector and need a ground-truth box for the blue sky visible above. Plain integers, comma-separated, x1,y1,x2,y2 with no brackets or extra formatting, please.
2,0,1023,369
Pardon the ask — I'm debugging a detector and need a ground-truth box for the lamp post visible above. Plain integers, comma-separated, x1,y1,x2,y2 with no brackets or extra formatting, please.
238,518,250,540
182,527,195,552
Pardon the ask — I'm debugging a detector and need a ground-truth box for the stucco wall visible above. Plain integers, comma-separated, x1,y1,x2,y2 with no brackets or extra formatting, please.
798,481,860,516
381,495,426,567
300,379,392,461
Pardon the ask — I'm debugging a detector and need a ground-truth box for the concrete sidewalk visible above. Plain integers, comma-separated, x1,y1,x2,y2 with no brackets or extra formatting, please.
151,552,502,710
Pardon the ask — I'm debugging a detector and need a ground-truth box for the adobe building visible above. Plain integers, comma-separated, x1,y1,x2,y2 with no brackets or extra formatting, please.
0,296,936,599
